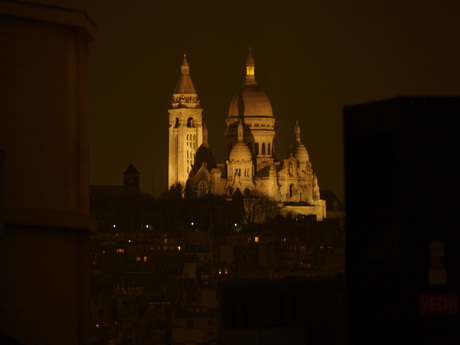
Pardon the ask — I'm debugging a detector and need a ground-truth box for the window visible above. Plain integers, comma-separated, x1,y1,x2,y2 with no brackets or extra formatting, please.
268,143,271,155
289,184,295,198
187,117,195,128
262,143,266,155
198,181,208,198
255,143,259,155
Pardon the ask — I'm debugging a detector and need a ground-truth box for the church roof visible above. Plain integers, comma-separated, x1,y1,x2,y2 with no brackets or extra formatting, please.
123,163,140,175
193,146,217,173
174,54,197,94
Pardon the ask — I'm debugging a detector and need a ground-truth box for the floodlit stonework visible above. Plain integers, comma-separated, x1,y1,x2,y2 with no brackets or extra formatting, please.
168,49,326,220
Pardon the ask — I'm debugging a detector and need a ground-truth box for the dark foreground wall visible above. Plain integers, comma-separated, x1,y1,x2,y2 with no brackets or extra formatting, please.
344,97,460,345
0,2,96,344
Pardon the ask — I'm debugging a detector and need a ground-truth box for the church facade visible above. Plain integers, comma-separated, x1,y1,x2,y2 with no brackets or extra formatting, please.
168,49,326,220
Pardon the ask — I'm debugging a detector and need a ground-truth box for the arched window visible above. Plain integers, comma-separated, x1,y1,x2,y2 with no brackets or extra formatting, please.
187,117,195,128
244,188,251,196
174,118,180,128
262,143,266,155
227,187,234,195
255,143,259,155
289,184,295,198
198,181,208,198
268,143,271,155
289,163,293,176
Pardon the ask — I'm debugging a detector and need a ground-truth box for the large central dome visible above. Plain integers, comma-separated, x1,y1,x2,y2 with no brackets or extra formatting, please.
227,48,273,118
228,86,273,118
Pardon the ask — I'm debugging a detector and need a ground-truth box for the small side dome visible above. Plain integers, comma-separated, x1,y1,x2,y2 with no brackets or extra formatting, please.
229,120,252,161
193,145,217,172
229,142,252,161
290,141,309,162
289,120,309,162
192,123,217,173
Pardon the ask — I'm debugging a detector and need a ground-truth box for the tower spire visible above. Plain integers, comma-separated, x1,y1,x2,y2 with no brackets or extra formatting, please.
181,53,190,75
202,122,209,147
245,47,256,86
237,119,244,141
172,53,198,106
294,120,301,142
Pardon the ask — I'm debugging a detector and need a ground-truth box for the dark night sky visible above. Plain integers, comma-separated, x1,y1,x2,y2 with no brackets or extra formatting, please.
30,0,460,199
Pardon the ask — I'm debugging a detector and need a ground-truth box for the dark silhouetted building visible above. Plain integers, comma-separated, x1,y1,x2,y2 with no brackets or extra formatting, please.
344,97,460,345
0,2,96,344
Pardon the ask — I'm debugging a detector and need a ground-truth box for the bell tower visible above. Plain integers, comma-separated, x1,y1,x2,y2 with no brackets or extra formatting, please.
168,54,203,190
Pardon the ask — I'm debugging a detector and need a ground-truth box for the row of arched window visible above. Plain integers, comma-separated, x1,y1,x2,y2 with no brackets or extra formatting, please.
253,142,272,156
173,117,196,128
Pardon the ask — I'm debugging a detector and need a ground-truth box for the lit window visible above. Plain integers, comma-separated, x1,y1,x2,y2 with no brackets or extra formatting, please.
177,246,181,251
254,237,259,243
116,248,125,254
128,239,132,243
143,256,148,262
136,257,141,262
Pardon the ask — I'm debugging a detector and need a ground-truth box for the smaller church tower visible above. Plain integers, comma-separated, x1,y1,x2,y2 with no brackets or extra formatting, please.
168,54,203,190
123,163,141,192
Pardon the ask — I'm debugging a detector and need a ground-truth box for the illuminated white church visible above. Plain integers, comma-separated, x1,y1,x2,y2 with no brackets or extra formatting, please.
168,49,326,220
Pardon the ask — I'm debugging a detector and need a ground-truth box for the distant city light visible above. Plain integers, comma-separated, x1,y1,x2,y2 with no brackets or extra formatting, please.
191,222,194,226
113,224,116,228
